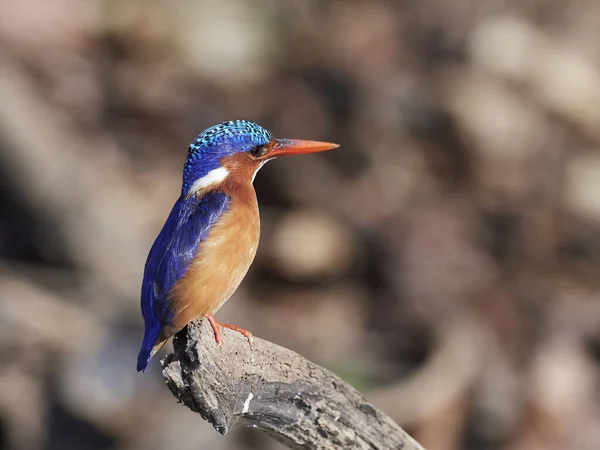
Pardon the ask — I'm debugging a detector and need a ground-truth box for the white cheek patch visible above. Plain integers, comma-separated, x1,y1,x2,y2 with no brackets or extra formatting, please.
187,167,229,195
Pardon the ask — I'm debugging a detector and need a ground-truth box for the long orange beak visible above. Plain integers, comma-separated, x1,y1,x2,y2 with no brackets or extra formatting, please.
264,138,339,158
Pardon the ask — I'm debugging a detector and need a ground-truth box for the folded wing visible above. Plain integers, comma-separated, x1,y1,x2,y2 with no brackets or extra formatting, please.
137,192,230,371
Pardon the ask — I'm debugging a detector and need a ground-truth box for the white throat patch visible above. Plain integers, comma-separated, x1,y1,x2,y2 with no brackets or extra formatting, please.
187,167,229,195
251,159,271,184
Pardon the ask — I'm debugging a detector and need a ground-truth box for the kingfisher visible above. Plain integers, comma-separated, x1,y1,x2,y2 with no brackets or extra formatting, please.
137,120,339,371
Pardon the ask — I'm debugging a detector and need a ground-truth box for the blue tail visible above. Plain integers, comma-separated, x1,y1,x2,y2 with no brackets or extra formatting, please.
136,346,151,372
137,323,160,372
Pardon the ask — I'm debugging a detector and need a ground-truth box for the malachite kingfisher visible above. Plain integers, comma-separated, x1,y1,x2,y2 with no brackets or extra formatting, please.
137,120,339,371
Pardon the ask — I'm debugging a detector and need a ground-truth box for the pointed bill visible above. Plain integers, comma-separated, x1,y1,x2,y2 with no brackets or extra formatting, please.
264,138,340,158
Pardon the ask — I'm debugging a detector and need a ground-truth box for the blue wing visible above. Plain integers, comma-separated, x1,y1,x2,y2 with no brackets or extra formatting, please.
137,192,230,371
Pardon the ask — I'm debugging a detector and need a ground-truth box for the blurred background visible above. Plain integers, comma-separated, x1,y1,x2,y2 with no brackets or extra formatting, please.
1,0,600,449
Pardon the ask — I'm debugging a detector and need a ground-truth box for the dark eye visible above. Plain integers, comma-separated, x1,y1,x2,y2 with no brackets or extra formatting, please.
249,144,264,158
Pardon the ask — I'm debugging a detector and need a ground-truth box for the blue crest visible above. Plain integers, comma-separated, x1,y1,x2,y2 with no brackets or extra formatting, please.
182,120,272,193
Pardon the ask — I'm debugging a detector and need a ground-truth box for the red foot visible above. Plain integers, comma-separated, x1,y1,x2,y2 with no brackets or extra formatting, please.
221,323,253,343
206,315,253,345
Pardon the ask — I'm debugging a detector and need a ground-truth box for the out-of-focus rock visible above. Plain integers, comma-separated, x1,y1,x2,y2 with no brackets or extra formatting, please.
563,153,600,224
448,73,545,160
131,400,231,450
529,336,596,423
471,15,600,142
268,209,355,280
258,283,365,366
0,342,46,450
470,15,537,83
58,334,139,429
396,203,495,322
0,274,105,354
473,345,523,442
0,0,103,123
447,71,549,200
170,0,278,86
368,315,491,427
326,1,400,85
0,0,100,52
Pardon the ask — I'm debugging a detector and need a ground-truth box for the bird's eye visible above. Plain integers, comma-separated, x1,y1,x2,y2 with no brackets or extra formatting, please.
249,145,265,158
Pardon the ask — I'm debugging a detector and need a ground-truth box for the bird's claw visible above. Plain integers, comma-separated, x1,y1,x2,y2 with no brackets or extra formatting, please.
206,315,252,346
221,323,253,344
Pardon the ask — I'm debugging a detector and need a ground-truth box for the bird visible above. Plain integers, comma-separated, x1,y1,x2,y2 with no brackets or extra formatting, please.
137,120,339,371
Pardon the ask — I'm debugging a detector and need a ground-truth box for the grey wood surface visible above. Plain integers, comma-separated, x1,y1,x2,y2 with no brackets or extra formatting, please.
163,319,426,450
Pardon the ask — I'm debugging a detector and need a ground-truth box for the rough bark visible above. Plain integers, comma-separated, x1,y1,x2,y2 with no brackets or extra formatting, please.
162,319,426,450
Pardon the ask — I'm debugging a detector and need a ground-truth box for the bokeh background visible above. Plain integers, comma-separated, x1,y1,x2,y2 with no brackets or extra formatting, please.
1,1,600,449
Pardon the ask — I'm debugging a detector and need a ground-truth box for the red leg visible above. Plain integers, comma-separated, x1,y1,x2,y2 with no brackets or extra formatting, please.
206,315,224,345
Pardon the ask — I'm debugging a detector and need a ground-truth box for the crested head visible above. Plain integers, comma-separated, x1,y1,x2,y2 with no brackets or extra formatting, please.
182,120,340,196
183,120,272,194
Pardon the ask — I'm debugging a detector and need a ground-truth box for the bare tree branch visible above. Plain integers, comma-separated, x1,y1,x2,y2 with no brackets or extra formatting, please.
162,319,426,450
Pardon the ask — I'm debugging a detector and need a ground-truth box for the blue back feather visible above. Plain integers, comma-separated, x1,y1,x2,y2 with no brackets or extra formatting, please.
137,192,230,371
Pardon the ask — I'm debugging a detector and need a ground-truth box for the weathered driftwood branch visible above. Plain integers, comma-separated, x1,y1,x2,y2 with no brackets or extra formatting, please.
162,319,426,450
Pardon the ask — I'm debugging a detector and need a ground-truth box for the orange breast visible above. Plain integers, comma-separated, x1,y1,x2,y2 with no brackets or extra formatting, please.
165,190,260,337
